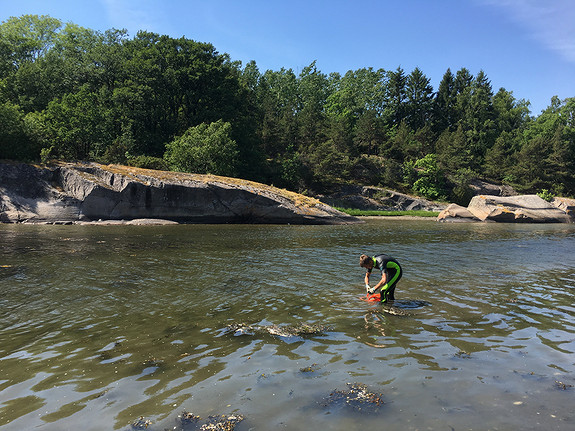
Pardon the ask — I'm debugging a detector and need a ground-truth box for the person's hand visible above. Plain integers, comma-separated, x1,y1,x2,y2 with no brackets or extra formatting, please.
365,284,376,294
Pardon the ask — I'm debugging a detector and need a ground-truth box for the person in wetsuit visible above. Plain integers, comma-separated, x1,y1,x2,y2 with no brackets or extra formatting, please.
359,254,402,303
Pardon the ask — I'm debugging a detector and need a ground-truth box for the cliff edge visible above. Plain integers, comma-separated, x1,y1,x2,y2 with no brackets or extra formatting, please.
0,162,360,225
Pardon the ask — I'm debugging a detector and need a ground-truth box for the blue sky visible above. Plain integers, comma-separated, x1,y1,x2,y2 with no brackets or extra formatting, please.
2,0,574,116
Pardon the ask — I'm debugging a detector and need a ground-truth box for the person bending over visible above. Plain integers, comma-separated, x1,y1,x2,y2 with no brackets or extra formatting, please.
359,254,402,303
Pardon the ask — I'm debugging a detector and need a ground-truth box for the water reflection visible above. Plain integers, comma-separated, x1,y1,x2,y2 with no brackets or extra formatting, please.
1,221,575,430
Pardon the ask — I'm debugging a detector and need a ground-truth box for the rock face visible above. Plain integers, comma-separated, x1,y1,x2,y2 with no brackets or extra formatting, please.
468,179,517,197
318,185,447,212
436,203,481,222
552,197,575,217
0,162,360,224
438,194,574,223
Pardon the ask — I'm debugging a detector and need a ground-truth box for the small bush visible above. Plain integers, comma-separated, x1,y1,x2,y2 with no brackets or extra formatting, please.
127,155,169,171
537,189,554,202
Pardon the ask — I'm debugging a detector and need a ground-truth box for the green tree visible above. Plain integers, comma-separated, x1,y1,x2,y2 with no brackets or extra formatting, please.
0,15,68,113
483,131,518,181
0,14,61,65
384,66,407,126
453,68,473,126
278,143,304,190
462,70,495,168
403,153,446,200
325,67,386,123
492,88,531,135
354,109,386,156
164,120,239,177
513,134,551,192
0,100,30,159
257,67,299,158
405,67,433,130
42,84,112,160
297,61,329,152
325,67,387,158
432,68,456,133
384,120,414,161
436,125,473,173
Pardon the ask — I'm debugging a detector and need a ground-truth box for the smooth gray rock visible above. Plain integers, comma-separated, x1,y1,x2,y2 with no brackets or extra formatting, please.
468,179,518,197
552,197,575,220
0,162,359,225
437,203,482,222
318,185,446,212
467,194,572,223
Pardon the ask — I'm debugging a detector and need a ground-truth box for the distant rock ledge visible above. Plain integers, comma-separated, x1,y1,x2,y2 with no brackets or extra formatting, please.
0,162,360,225
437,195,575,223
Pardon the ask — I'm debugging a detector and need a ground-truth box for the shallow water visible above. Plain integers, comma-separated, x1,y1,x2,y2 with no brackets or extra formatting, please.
1,220,575,430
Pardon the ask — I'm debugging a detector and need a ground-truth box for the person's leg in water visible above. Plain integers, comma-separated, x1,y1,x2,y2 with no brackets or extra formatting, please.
381,264,402,303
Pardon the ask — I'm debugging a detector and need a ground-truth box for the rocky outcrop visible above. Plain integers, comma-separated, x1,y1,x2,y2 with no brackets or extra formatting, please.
436,203,481,222
438,194,574,223
468,179,518,197
317,185,447,212
0,162,359,224
552,197,575,217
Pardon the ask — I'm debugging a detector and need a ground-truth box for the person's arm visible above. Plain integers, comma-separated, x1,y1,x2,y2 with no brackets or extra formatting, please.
364,271,373,292
372,271,388,291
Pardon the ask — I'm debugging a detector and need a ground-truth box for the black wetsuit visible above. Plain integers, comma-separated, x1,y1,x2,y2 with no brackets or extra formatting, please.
367,254,402,303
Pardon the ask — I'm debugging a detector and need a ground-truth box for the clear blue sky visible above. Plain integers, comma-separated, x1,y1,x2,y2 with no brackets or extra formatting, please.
2,0,574,115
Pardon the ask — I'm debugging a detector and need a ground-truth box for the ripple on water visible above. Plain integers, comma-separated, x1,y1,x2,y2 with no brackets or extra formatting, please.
1,222,575,430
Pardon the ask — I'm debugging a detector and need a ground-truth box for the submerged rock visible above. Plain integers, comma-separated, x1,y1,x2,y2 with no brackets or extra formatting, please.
0,162,359,225
200,414,244,431
323,383,385,412
175,410,243,430
130,416,152,429
225,322,331,338
178,411,201,426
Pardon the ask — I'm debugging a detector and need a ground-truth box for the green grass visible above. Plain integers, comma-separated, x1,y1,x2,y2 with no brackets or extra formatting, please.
336,208,440,217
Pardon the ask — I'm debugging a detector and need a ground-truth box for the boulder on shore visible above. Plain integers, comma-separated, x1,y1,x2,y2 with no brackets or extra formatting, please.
438,194,574,223
552,197,575,217
0,162,360,225
436,203,481,222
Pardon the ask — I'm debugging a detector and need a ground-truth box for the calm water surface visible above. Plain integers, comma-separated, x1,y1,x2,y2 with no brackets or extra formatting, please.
1,219,575,430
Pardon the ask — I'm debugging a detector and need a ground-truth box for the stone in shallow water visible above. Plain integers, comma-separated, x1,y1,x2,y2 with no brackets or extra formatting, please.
323,382,385,413
200,414,244,431
224,322,331,338
131,416,152,429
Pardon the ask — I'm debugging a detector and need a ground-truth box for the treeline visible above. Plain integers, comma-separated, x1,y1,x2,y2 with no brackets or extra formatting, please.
1,15,574,202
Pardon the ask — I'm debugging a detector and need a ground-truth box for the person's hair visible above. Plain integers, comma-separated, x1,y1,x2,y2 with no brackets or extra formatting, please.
359,254,372,267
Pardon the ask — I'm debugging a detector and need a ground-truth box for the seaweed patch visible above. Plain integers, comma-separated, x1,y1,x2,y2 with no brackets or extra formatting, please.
323,382,385,413
224,322,331,338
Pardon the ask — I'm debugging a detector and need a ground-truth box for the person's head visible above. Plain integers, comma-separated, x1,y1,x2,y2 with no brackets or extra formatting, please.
359,254,373,269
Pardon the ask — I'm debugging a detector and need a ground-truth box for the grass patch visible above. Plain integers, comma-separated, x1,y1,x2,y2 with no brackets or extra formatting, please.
336,208,439,217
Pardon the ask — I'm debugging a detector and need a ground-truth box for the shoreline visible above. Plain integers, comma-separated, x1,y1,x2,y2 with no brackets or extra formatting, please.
1,215,439,225
358,215,438,221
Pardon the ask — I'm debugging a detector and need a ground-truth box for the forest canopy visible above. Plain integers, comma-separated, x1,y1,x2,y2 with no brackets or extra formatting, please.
1,15,574,202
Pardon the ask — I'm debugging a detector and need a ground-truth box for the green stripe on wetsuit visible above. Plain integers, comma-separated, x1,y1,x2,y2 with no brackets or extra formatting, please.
370,254,402,302
381,261,401,292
